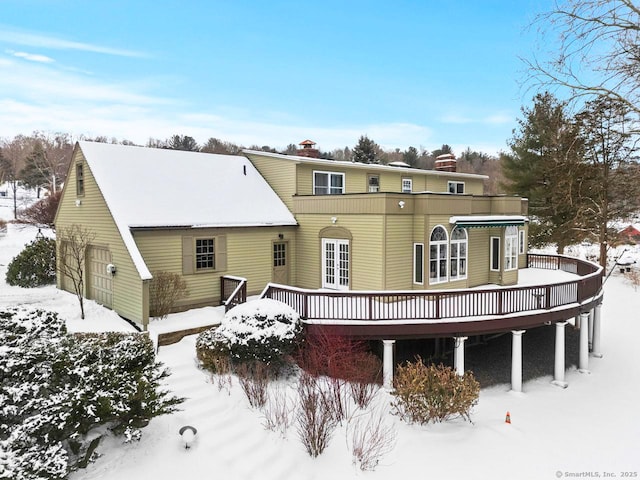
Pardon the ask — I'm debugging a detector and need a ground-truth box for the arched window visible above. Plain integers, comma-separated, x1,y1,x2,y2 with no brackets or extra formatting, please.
429,226,448,284
450,227,467,280
505,226,518,271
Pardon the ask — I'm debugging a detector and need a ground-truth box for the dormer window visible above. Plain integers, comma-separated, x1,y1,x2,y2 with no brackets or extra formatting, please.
314,171,345,195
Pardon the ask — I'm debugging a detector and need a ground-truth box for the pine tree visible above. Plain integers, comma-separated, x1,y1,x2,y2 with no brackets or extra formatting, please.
501,92,584,252
352,135,378,164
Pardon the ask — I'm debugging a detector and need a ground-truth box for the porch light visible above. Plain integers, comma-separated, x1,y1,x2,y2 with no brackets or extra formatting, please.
331,216,338,224
398,201,405,209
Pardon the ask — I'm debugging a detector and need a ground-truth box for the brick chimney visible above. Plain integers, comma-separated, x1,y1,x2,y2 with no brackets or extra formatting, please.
296,139,320,158
435,153,456,172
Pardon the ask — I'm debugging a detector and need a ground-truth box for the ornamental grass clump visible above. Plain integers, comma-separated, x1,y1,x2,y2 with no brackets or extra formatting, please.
391,358,480,424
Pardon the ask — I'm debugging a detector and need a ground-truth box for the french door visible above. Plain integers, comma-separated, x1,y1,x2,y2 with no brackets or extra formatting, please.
322,239,349,290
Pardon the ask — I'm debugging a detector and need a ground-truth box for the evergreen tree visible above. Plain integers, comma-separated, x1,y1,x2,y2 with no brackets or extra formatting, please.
501,92,584,252
20,142,51,197
575,94,640,266
167,134,199,151
403,146,419,167
352,135,378,164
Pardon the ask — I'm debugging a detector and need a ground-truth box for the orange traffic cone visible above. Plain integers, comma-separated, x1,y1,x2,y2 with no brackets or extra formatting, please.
505,411,511,424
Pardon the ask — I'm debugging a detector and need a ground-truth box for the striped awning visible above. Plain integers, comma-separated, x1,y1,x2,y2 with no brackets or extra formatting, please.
449,215,527,228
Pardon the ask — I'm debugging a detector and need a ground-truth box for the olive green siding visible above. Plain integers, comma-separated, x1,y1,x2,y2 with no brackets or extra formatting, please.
245,153,298,210
294,213,384,290
133,226,297,308
383,215,414,289
55,148,147,326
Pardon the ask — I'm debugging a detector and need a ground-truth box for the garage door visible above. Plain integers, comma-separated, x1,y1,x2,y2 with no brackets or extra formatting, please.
88,246,113,309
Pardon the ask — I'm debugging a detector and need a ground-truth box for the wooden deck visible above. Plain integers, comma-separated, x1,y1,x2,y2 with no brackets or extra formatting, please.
261,254,604,339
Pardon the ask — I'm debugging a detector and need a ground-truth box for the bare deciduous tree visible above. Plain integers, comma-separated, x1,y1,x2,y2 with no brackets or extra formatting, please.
58,224,95,319
526,0,640,120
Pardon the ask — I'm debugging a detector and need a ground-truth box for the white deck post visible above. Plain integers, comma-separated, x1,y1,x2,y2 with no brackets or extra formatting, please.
552,321,568,388
382,340,395,390
511,330,525,392
591,304,603,358
454,336,467,376
579,312,590,373
588,309,594,349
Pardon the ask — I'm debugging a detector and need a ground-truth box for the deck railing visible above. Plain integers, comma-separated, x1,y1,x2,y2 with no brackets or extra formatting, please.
221,275,247,312
261,254,603,322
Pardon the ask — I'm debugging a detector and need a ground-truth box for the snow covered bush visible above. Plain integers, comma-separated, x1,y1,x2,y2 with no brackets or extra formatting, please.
0,308,183,480
391,359,480,425
5,237,56,287
196,299,303,369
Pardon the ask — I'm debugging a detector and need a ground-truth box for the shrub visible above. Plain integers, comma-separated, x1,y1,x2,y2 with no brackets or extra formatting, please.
296,372,338,457
19,190,61,227
262,386,295,436
0,308,183,479
391,359,480,424
6,236,56,287
348,409,396,471
149,271,188,319
196,299,303,369
236,361,270,408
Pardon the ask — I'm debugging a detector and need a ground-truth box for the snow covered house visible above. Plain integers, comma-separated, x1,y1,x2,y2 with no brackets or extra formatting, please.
55,141,533,330
55,141,297,328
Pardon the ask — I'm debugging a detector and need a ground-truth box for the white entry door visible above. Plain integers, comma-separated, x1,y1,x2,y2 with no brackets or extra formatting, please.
322,239,349,290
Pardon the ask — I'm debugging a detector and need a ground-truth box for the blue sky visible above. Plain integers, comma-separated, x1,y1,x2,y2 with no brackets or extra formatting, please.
0,0,553,156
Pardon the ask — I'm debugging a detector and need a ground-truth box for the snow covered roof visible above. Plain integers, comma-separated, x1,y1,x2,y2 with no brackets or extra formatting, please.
243,149,489,180
79,141,297,229
77,142,297,280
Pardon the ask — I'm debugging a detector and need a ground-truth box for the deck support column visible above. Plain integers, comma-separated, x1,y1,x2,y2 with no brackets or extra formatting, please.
453,336,467,376
382,340,395,390
588,310,594,349
579,312,590,373
591,304,603,358
511,330,525,392
552,321,568,388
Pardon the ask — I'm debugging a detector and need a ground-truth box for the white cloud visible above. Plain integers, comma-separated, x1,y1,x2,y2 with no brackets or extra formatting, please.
0,26,145,58
11,51,54,63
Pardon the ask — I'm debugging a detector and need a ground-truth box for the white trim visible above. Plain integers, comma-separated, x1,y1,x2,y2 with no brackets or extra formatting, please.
313,170,345,195
401,177,412,193
447,180,465,194
413,242,424,285
322,238,349,290
490,236,501,272
450,227,468,281
505,226,518,271
429,225,448,284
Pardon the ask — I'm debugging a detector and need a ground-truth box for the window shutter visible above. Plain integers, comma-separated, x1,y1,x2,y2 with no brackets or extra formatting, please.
216,235,227,271
182,236,194,275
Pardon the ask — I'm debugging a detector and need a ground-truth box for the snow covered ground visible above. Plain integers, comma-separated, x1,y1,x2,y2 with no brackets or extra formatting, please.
1,201,639,479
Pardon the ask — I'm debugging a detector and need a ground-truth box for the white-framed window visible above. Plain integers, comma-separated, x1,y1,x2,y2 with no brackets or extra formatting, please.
505,226,518,271
402,177,412,193
195,238,215,270
413,243,424,285
76,163,85,196
519,229,526,255
450,227,467,280
448,181,465,194
322,238,349,290
429,226,448,284
314,171,345,195
490,237,500,272
368,174,380,192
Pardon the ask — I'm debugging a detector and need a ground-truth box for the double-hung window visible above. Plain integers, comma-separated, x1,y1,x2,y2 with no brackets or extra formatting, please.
402,178,412,193
314,171,345,195
195,238,215,270
368,175,380,192
76,164,85,196
518,229,526,255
